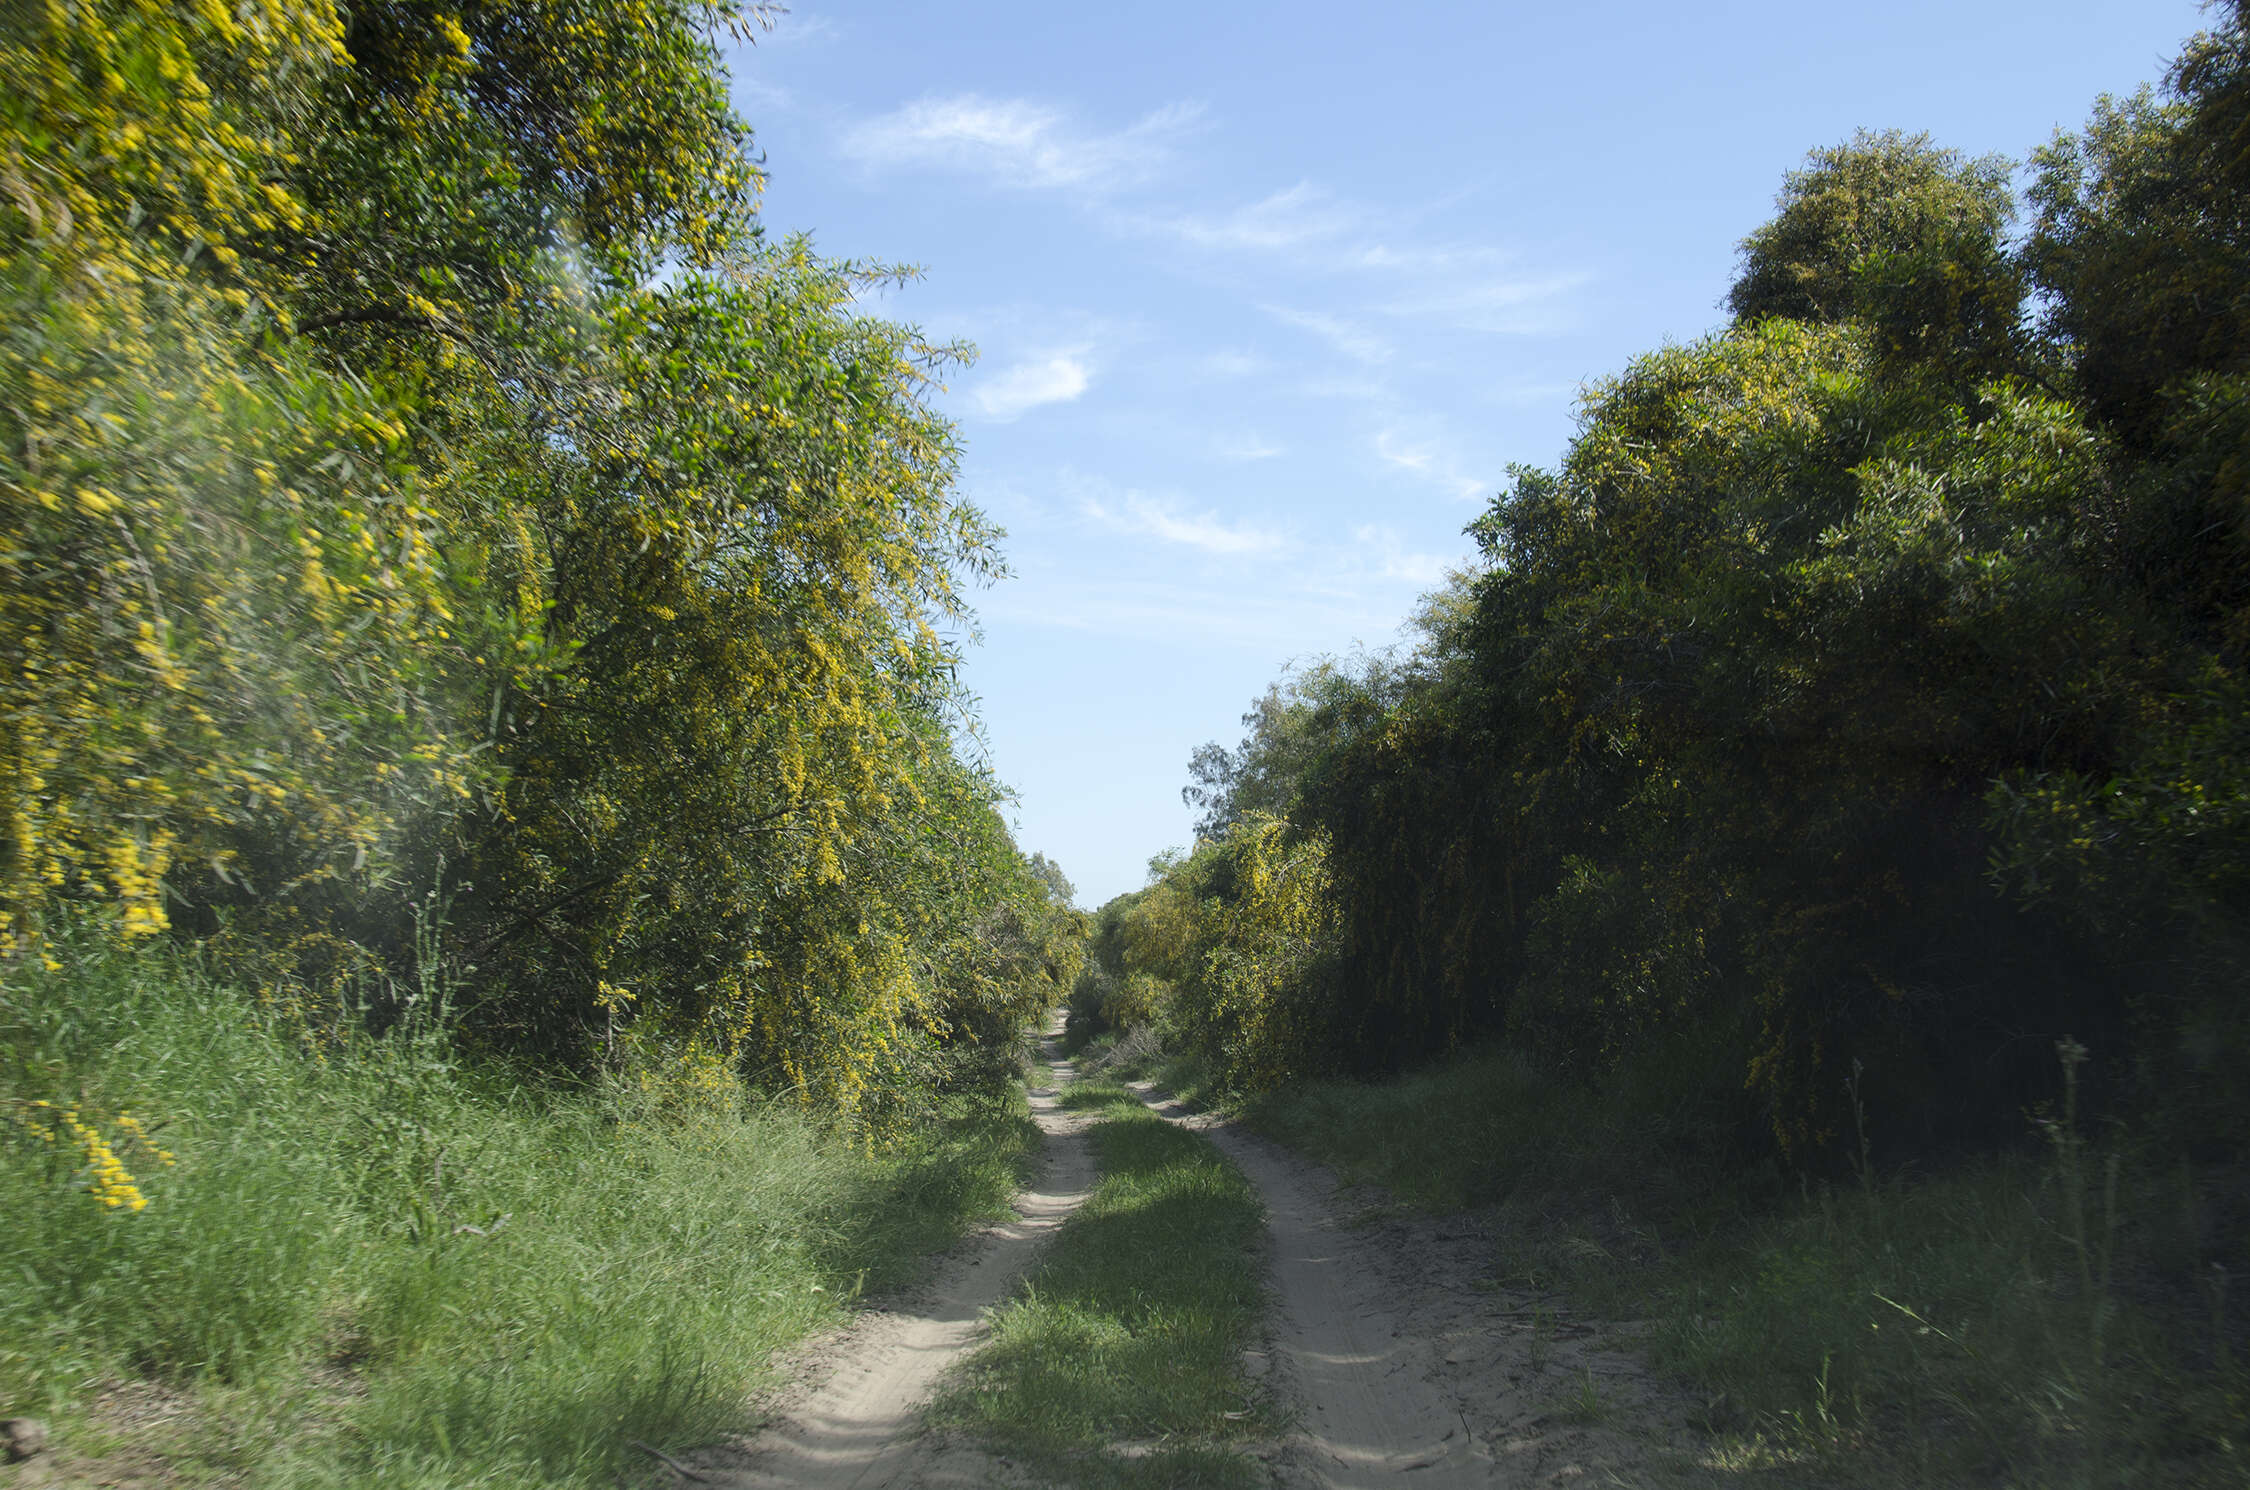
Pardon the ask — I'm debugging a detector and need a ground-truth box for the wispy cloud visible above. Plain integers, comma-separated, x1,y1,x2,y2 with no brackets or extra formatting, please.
1136,180,1589,341
1082,491,1288,556
1197,349,1267,380
1375,425,1490,502
1263,305,1392,365
1381,269,1591,334
1352,524,1456,586
732,76,795,112
987,475,1477,650
982,574,1393,651
1296,373,1390,403
758,10,840,45
1481,376,1585,408
1213,431,1284,463
974,352,1092,420
1160,183,1362,253
842,95,1203,193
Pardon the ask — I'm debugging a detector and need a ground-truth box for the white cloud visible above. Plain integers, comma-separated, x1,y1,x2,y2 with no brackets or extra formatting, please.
1375,425,1490,502
1212,431,1283,463
842,95,1202,193
1374,428,1437,474
981,574,1390,651
1147,183,1582,303
974,353,1092,420
1197,349,1267,380
1382,269,1591,334
1082,492,1287,556
1160,183,1362,253
1296,373,1390,403
1481,376,1584,408
732,76,795,112
1128,178,1590,346
1263,305,1392,365
1352,524,1456,587
759,10,840,45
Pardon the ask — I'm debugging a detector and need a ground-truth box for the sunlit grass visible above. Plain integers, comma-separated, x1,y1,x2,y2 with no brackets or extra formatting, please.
0,935,1037,1488
933,1079,1274,1489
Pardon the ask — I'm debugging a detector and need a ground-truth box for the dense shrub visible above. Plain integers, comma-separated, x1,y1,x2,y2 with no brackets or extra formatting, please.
1111,9,2250,1163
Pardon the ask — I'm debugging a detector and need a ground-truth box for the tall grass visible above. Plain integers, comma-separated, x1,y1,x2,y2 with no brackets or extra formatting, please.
1249,1040,2249,1488
0,931,1036,1487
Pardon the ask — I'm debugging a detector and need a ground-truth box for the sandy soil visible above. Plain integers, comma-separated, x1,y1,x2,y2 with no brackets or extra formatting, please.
1138,1087,1703,1489
674,1041,1699,1490
676,1028,1091,1490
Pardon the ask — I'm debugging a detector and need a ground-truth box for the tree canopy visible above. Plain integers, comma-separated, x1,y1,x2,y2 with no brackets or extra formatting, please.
1091,12,2250,1163
1,0,1080,1126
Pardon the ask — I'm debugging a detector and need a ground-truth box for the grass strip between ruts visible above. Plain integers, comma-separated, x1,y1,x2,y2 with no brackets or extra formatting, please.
931,1078,1275,1489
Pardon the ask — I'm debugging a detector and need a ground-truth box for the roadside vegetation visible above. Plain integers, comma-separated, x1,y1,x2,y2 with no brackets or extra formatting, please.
2,0,1081,1479
1253,1049,2241,1486
1075,7,2250,1485
933,1077,1274,1490
17,0,2250,1483
2,931,1041,1487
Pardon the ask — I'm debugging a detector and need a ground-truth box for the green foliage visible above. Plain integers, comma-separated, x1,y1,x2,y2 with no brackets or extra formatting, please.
1,0,1078,1125
1095,21,2250,1478
434,240,1040,1118
0,0,1078,1476
1729,130,2024,380
1179,815,1334,1093
1027,850,1077,908
1181,659,1375,839
1252,1044,2248,1487
317,0,761,294
1123,9,2250,1171
2024,4,2250,448
0,0,492,957
1068,817,1336,1098
0,930,1035,1484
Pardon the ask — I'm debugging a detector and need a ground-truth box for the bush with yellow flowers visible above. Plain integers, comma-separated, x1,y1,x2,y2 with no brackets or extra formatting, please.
6,1097,175,1212
2,0,1075,1119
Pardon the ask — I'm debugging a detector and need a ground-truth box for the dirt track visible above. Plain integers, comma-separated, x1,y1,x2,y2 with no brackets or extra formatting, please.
687,1029,1690,1489
687,1028,1095,1489
1143,1087,1695,1489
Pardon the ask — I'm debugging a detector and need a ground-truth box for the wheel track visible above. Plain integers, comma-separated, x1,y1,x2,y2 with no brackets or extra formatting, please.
703,1023,1092,1490
696,1032,1686,1490
1131,1084,1495,1488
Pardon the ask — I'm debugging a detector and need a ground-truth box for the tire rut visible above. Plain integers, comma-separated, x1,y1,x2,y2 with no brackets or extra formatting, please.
687,1037,1690,1490
1131,1083,1696,1490
698,1023,1093,1490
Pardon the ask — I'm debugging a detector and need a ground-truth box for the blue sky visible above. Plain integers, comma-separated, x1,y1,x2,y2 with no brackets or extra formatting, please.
726,0,2208,908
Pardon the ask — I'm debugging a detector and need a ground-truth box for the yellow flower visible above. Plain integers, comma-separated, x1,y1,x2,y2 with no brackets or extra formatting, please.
11,1100,165,1210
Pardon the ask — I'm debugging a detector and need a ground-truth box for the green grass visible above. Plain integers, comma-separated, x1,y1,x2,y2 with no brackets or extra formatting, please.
1249,1044,2250,1489
1073,1029,1226,1113
0,933,1037,1488
931,1078,1274,1489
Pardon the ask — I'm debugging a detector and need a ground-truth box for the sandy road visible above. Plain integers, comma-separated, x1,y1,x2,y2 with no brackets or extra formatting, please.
685,1031,1688,1490
1141,1088,1495,1487
693,1023,1095,1490
1136,1085,1693,1490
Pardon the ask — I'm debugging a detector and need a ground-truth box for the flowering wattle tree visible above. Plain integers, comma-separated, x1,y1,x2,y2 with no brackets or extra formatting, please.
1,0,1080,1121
